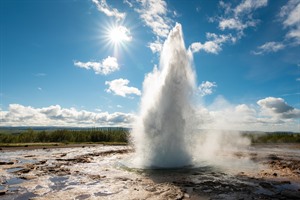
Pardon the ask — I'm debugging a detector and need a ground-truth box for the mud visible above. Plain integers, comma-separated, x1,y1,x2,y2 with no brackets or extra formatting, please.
0,144,299,199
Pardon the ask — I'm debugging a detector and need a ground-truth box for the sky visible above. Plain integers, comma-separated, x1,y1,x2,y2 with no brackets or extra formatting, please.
0,0,299,132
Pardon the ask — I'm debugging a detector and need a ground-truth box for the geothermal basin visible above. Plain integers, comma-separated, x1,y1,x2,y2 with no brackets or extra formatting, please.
0,144,300,199
1,24,299,200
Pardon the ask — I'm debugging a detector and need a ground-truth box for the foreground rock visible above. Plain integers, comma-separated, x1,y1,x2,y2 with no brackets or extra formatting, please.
0,144,299,199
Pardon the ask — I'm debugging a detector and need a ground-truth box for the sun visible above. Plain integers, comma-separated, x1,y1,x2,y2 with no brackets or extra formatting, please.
108,26,132,45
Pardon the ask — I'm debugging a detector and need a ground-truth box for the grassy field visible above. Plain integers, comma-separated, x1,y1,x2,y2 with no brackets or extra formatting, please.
243,132,300,143
0,128,299,147
0,127,129,146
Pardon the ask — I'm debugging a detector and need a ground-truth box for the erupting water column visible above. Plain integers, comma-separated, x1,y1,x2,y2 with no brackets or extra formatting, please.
131,23,197,168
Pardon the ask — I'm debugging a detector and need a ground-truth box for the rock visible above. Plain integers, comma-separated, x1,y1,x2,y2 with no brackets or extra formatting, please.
145,186,156,192
281,190,300,199
0,190,6,195
203,189,212,193
0,161,14,165
280,181,291,184
259,182,274,190
273,173,277,177
39,160,47,164
268,154,281,160
175,193,184,200
18,168,31,174
183,193,190,198
19,175,36,180
117,177,130,181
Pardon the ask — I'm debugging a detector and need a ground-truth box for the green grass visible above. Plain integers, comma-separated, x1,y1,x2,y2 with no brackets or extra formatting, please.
0,128,130,145
244,132,300,144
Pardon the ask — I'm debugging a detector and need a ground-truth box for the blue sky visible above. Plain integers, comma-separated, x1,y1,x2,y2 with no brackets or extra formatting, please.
0,0,299,131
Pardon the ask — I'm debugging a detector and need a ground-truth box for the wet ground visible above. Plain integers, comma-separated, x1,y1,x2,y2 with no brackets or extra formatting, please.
0,144,299,200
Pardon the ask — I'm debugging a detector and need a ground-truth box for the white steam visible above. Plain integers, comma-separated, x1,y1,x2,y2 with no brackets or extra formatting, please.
131,23,251,169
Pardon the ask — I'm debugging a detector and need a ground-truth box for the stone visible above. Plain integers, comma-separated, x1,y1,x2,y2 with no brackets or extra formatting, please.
281,190,300,199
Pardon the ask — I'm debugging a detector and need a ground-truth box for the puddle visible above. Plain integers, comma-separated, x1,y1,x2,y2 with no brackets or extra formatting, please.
75,194,91,199
275,182,300,191
8,186,21,192
6,177,25,185
6,167,24,173
16,158,38,164
13,192,36,200
94,191,115,197
49,176,69,190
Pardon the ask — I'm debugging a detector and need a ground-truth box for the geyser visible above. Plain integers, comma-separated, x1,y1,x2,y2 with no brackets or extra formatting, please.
131,23,197,168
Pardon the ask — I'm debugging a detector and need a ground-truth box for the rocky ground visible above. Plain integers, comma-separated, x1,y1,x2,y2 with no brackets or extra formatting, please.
0,144,299,200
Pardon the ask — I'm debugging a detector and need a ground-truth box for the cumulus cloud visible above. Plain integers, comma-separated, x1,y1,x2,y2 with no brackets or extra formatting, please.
0,104,134,127
74,56,119,75
191,0,266,55
279,0,300,45
92,0,125,21
198,81,217,96
135,0,171,38
215,0,268,36
234,0,268,16
252,41,285,55
189,33,235,54
219,18,247,31
257,97,300,119
105,78,141,97
200,96,299,132
251,1,300,54
132,0,173,53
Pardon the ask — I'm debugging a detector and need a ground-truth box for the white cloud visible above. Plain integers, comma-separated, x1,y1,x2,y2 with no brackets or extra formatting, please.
200,96,299,132
296,78,300,81
37,87,42,91
195,0,266,55
0,104,134,127
234,0,268,16
198,81,217,96
123,0,133,7
148,40,163,53
252,41,285,55
1,97,299,131
92,0,125,21
189,33,235,54
74,56,119,75
219,18,246,31
216,0,268,35
105,78,141,97
257,97,300,119
190,42,220,54
132,0,173,53
135,0,171,38
279,0,300,44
